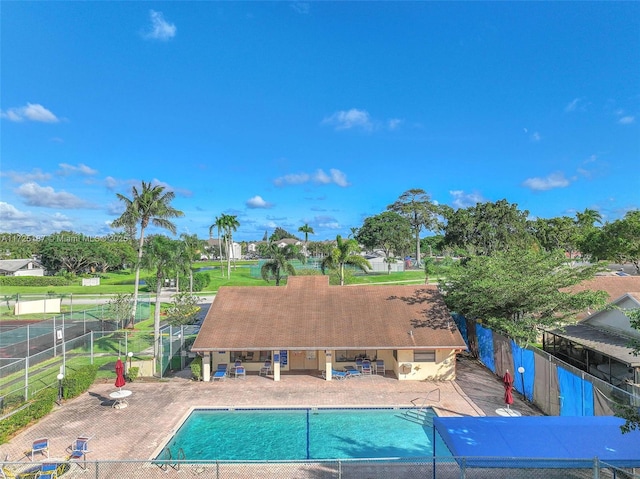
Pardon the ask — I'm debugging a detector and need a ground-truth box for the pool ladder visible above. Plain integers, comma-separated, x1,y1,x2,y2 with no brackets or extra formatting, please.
405,388,440,425
158,447,186,471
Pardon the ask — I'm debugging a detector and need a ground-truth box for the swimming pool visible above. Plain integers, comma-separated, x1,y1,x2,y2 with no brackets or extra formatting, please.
159,407,452,461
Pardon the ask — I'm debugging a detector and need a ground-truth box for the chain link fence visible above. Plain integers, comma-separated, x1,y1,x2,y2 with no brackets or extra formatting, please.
1,457,636,479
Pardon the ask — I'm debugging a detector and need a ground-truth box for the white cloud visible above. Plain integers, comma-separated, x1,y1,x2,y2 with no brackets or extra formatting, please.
522,172,570,191
564,98,586,113
246,195,274,209
388,118,403,130
0,202,30,221
530,132,541,142
618,116,635,124
273,169,349,187
105,176,118,190
0,202,75,233
58,163,98,176
143,10,176,41
1,103,60,122
273,173,310,187
449,190,485,209
1,168,52,183
15,182,96,209
322,109,373,131
291,2,310,14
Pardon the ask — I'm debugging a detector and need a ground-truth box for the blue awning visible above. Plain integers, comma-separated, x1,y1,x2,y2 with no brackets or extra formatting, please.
433,415,640,468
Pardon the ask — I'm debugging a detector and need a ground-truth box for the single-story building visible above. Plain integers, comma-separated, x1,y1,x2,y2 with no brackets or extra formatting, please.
0,258,45,276
543,292,640,393
191,275,467,381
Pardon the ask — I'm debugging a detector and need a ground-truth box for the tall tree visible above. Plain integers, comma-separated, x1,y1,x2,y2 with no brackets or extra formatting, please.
260,243,305,286
387,189,440,267
356,211,412,274
575,208,603,228
581,210,640,274
443,199,532,256
209,216,225,278
441,249,608,344
298,223,315,257
111,181,184,327
180,233,204,293
219,214,240,277
530,216,579,258
141,235,180,373
321,235,371,286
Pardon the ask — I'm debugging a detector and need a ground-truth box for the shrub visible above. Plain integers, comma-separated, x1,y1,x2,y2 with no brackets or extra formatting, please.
126,367,139,382
61,364,99,399
0,388,57,444
0,276,73,287
190,356,202,381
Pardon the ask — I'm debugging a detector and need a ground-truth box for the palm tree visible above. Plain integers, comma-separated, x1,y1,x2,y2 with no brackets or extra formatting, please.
141,235,179,374
298,223,315,257
180,233,204,293
111,181,184,327
576,208,603,227
260,243,305,286
219,214,240,277
321,235,371,286
209,216,225,278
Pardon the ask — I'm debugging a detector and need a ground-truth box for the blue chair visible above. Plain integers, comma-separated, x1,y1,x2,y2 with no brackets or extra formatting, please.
68,436,91,469
259,360,272,376
322,369,349,380
36,462,58,479
361,362,373,376
212,369,227,381
355,358,363,371
234,366,246,379
31,438,49,460
343,366,362,378
376,359,385,375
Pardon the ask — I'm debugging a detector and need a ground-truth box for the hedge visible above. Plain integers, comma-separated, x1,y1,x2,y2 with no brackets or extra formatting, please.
0,276,73,287
0,364,99,445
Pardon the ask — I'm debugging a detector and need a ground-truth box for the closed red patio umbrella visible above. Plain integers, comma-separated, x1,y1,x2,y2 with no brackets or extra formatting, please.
115,357,126,390
503,370,514,408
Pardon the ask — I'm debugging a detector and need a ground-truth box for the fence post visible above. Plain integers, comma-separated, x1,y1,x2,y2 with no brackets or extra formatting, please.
90,331,94,364
95,460,99,479
593,456,599,479
338,459,341,479
24,356,29,401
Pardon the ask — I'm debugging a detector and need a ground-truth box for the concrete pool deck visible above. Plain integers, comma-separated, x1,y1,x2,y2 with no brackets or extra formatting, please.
0,355,543,463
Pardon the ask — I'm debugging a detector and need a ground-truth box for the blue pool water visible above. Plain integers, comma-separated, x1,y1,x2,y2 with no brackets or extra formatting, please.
160,408,452,461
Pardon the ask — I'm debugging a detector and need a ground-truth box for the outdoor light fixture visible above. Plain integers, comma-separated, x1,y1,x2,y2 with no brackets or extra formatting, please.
517,366,526,401
127,351,134,370
56,373,64,404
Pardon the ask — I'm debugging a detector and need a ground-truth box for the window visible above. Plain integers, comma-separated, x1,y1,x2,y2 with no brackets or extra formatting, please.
414,351,436,362
335,350,374,362
230,351,270,363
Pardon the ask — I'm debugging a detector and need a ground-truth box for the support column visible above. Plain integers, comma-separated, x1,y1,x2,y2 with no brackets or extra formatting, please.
202,352,211,382
325,350,332,381
273,350,281,382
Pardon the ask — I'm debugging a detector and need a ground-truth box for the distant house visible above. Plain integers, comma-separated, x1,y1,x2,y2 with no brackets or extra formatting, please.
274,238,302,248
207,238,241,260
192,276,467,382
543,289,640,394
0,259,45,277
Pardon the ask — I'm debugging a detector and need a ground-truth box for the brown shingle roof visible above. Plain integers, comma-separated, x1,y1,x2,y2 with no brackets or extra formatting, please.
563,276,640,302
192,276,466,352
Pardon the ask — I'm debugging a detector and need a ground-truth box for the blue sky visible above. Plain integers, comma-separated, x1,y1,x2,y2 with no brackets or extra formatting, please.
1,2,639,242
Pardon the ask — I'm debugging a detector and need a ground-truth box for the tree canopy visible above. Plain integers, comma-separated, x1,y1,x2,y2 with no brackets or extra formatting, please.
441,249,608,344
356,211,411,274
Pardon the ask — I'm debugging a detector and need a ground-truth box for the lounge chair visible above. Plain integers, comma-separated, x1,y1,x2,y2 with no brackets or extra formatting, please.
35,462,58,479
343,366,362,378
68,436,91,469
321,369,350,380
212,369,227,381
259,360,272,376
31,438,49,460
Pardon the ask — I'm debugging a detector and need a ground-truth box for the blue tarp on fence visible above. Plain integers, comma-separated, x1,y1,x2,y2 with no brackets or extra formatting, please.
476,323,495,373
452,313,469,348
511,340,535,401
557,367,594,416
